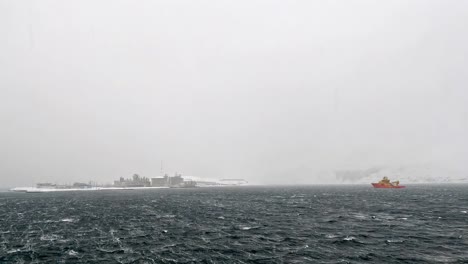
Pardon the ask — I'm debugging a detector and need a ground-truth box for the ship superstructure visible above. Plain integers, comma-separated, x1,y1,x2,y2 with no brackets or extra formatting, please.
372,176,405,188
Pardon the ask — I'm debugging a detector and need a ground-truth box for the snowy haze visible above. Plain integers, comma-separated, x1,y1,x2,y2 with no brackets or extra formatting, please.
1,0,468,187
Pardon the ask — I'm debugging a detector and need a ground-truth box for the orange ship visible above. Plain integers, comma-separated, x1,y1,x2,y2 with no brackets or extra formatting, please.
372,176,405,188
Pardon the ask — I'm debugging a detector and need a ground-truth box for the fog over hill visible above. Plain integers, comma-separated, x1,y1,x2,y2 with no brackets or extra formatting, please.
336,164,468,184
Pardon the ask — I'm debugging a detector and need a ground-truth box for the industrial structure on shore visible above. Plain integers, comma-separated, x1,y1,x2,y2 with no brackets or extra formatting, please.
36,182,94,189
10,171,248,193
113,174,151,187
114,173,196,188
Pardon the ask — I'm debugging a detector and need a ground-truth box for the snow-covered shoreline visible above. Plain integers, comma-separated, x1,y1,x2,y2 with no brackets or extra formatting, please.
9,186,170,193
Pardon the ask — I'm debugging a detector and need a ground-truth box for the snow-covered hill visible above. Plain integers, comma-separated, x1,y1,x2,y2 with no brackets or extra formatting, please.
336,165,468,184
183,176,249,186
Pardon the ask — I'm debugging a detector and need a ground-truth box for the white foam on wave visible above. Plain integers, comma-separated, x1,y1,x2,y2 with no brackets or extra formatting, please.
61,218,75,223
162,214,176,218
461,211,467,214
386,239,404,243
40,234,60,241
352,213,367,220
67,250,78,256
343,236,356,241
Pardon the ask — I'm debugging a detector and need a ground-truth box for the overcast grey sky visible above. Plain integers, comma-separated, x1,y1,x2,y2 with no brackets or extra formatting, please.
1,0,467,186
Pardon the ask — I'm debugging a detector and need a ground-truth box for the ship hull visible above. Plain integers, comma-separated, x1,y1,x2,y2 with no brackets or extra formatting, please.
372,183,405,188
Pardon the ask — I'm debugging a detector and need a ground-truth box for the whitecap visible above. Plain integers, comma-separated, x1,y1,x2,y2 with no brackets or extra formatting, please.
61,218,75,223
461,211,467,214
353,213,367,219
343,236,355,241
217,216,225,220
122,247,134,254
67,250,78,256
240,226,252,230
386,239,404,243
325,234,338,238
162,214,176,218
40,234,60,241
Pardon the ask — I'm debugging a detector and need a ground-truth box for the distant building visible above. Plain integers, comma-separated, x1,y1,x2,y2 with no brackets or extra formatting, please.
114,174,151,187
36,183,56,189
183,180,197,188
151,175,168,187
73,182,91,189
169,173,184,186
151,173,196,188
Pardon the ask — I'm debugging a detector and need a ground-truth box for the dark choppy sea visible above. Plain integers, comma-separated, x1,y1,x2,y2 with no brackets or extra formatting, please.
1,185,467,263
